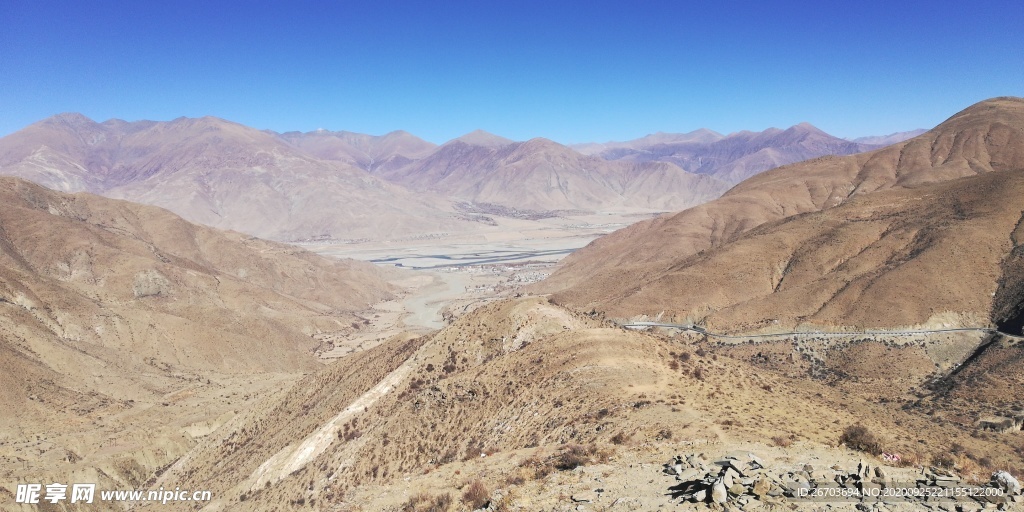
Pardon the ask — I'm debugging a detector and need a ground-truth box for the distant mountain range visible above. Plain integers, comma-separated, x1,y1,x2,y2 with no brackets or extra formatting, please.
0,114,480,241
0,114,917,241
570,124,916,183
850,129,928,145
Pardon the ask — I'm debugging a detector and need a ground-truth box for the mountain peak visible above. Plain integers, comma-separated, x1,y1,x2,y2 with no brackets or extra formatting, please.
450,130,514,147
787,122,828,136
41,112,99,129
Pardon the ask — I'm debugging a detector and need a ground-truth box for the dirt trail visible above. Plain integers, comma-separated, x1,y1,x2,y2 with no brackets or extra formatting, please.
246,339,431,491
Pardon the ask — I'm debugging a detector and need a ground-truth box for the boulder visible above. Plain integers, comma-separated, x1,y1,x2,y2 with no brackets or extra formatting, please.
992,471,1021,495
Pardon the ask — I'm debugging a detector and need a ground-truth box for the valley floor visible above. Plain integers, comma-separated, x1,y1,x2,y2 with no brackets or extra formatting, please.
306,210,655,358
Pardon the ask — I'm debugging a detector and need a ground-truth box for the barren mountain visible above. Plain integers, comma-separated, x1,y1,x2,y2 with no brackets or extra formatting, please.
562,168,1024,332
583,124,879,184
376,137,731,212
0,177,393,491
276,129,437,172
542,97,1024,329
0,114,480,241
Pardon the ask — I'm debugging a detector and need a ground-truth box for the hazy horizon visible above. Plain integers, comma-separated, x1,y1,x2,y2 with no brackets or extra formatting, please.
2,1,1021,143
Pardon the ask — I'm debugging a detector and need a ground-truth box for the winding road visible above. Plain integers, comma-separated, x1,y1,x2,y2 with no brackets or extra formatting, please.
618,321,1024,340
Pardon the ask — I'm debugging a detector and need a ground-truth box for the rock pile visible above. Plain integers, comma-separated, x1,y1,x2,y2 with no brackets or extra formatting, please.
664,453,1023,511
665,452,785,509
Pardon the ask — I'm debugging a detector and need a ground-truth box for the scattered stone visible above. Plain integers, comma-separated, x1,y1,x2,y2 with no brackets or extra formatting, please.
572,490,597,503
664,452,1020,510
679,468,702,481
751,477,770,498
712,478,728,504
741,498,763,510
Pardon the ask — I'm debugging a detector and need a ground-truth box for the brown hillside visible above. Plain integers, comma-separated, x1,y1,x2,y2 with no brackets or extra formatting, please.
559,168,1024,331
148,297,1023,511
0,177,393,492
542,97,1024,319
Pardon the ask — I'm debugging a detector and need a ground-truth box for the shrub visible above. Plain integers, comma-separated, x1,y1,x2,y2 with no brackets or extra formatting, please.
610,432,631,445
771,435,793,448
839,424,883,455
931,452,956,469
461,479,489,510
894,451,923,468
550,443,610,471
517,453,553,480
402,492,453,512
505,472,526,486
554,444,590,470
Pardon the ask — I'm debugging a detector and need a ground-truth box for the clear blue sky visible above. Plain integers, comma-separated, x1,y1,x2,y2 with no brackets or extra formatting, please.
1,0,1021,144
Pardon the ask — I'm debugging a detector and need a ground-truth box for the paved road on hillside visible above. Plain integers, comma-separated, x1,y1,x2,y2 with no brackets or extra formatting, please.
619,321,1024,340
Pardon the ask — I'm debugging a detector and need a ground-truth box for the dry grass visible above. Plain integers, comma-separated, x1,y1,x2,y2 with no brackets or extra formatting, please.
401,492,453,512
